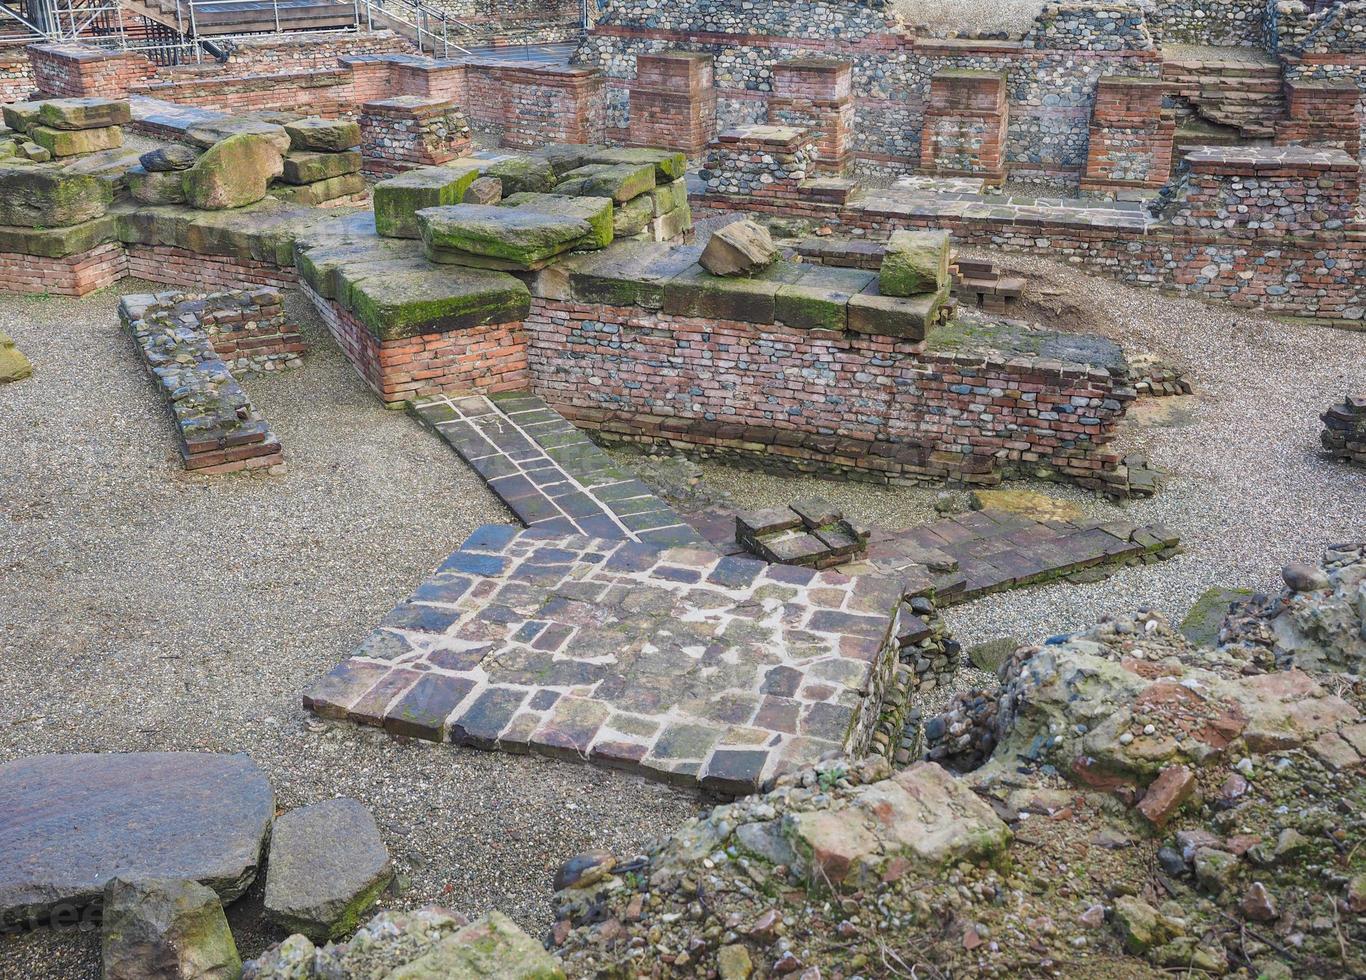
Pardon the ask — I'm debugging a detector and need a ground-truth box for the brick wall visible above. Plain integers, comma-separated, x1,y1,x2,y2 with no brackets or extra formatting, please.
304,282,528,406
0,243,127,296
0,43,35,102
1276,79,1362,159
125,246,299,292
920,70,1009,184
210,30,414,73
627,52,716,156
130,68,355,116
359,96,472,172
525,299,1134,493
1081,76,1176,192
192,287,306,373
29,43,156,98
462,59,606,148
768,57,854,174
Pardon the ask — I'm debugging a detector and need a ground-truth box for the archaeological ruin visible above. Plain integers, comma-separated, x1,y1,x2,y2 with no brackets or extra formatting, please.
0,0,1362,976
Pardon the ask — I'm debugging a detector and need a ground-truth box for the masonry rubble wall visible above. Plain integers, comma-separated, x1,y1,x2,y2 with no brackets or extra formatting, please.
0,43,34,102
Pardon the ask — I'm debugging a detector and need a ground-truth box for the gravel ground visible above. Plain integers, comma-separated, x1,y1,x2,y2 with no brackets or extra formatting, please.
0,285,695,979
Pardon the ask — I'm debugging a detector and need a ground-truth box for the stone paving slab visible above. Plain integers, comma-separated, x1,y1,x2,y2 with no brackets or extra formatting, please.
411,392,703,547
304,528,906,793
684,506,1179,604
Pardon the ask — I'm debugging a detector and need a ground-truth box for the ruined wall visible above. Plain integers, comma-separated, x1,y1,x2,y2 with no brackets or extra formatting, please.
0,43,35,103
1143,0,1267,46
579,0,1160,181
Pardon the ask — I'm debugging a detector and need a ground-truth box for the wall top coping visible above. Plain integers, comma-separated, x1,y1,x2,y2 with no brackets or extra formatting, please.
1096,75,1168,89
27,42,138,61
717,124,810,146
775,55,853,71
1184,145,1361,172
638,51,714,64
361,94,459,112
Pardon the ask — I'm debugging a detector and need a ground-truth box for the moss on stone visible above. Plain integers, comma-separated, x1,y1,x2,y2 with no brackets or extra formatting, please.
373,165,479,239
347,265,531,340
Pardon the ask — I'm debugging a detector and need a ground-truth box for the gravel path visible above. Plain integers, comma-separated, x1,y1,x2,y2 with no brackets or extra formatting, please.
0,285,695,979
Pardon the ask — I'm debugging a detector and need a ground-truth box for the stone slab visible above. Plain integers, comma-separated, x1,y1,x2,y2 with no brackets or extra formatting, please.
0,753,273,929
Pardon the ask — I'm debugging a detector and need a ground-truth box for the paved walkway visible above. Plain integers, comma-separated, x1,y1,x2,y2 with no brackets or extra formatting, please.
411,393,702,547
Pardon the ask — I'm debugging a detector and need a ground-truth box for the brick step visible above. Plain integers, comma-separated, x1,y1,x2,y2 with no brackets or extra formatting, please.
799,177,863,206
1161,61,1282,79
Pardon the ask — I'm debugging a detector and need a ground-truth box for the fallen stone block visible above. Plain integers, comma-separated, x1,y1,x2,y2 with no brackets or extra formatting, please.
141,145,199,172
463,175,502,204
418,204,593,270
649,205,692,242
503,192,613,250
0,331,33,383
129,165,188,205
700,219,778,277
373,164,479,239
555,162,656,203
182,133,284,211
101,877,241,980
285,117,361,153
264,798,392,942
0,163,113,227
880,229,950,297
28,124,122,158
0,752,273,926
16,141,50,162
185,118,290,154
36,97,131,131
282,149,362,185
386,912,565,978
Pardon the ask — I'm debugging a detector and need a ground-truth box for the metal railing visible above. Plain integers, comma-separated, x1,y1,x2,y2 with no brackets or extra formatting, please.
353,0,475,58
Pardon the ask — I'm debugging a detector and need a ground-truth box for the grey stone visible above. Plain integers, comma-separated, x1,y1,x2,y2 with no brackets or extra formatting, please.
185,118,291,154
141,145,201,172
283,117,361,153
264,798,393,942
0,752,273,929
101,877,242,980
699,219,777,277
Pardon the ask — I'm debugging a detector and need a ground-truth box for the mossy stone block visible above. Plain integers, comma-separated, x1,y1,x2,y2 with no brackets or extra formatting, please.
181,132,284,210
129,165,188,206
417,204,591,270
776,265,876,331
282,149,361,185
2,102,40,134
555,162,656,203
29,124,122,158
36,97,131,131
501,192,613,250
347,265,531,340
295,237,423,300
483,155,556,195
1179,587,1255,648
848,283,947,340
565,240,702,308
0,214,119,257
612,193,654,238
663,262,791,324
373,165,478,239
0,163,113,227
271,172,366,206
880,229,950,297
649,178,688,217
585,146,687,181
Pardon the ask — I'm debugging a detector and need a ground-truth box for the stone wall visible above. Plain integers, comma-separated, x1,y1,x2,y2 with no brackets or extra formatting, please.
919,69,1009,183
1081,75,1175,191
627,52,717,156
124,246,299,293
699,124,817,197
578,0,1162,182
526,299,1136,492
1022,1,1155,50
0,43,34,103
461,59,606,148
768,57,854,174
187,286,306,373
0,242,127,296
1143,0,1267,46
358,95,472,172
207,30,415,72
1276,79,1362,158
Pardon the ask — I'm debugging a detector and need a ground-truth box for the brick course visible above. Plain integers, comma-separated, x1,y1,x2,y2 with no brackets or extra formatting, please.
627,52,716,156
1081,76,1176,192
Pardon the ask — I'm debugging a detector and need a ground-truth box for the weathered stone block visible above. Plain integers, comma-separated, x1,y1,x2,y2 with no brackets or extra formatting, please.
463,176,502,205
29,124,122,157
847,285,947,340
346,264,531,340
417,204,593,270
699,218,778,277
612,194,654,237
129,165,187,206
0,331,32,384
271,172,366,206
0,164,113,227
880,230,950,296
776,265,875,331
373,165,478,239
282,149,362,185
284,117,361,153
502,192,613,250
555,162,656,203
182,133,284,211
36,97,130,131
101,877,241,980
663,263,785,323
482,155,556,196
185,118,290,154
1,102,40,134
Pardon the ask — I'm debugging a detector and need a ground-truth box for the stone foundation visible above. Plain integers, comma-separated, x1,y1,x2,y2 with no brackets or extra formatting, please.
1322,395,1366,466
0,242,127,297
699,125,817,199
359,96,473,173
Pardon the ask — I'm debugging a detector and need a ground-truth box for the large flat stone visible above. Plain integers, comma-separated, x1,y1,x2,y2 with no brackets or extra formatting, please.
373,165,479,239
417,204,592,270
0,752,273,929
264,798,392,942
558,240,701,308
555,162,656,203
502,192,613,250
481,154,556,195
776,265,876,331
282,149,361,185
0,163,113,228
29,124,123,158
0,214,120,257
345,264,531,340
185,117,290,154
36,97,131,131
271,172,366,206
284,117,361,153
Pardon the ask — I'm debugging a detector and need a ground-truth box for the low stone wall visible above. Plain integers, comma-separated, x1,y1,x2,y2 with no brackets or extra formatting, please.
461,59,606,148
185,286,306,373
1321,394,1366,466
0,242,127,296
525,299,1136,494
125,246,299,294
1276,79,1362,159
768,57,854,174
699,125,817,198
120,291,285,474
